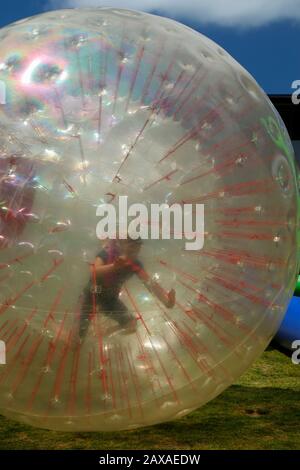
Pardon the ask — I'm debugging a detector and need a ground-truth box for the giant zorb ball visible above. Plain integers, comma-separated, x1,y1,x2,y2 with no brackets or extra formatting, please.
0,8,299,431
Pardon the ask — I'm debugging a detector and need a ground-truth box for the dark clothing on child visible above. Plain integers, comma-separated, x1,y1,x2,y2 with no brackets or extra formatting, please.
79,245,143,338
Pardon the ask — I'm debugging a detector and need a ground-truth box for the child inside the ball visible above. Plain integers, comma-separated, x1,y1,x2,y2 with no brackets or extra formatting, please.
77,235,176,340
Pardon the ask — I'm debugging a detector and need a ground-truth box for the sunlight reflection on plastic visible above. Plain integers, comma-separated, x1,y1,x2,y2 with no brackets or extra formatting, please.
0,8,299,432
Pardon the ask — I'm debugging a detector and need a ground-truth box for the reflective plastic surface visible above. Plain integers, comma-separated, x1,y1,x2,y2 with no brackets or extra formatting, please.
0,8,299,431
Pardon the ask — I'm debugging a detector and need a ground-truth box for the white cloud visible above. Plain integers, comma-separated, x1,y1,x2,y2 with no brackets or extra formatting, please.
49,0,300,27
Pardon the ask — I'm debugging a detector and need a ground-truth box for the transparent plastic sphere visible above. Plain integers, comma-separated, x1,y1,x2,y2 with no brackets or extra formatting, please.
0,8,299,431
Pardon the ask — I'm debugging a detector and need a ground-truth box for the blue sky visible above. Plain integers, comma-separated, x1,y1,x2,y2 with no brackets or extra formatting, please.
0,0,299,94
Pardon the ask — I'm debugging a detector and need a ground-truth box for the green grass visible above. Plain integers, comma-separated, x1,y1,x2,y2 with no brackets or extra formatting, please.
0,348,300,450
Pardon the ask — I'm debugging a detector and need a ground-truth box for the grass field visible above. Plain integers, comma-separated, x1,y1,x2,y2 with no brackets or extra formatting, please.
0,348,299,450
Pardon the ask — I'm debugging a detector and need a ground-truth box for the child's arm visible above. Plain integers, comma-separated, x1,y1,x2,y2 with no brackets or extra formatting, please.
136,266,175,309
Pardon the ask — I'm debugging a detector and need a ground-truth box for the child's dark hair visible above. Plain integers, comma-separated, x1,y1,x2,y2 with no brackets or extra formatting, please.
117,231,143,245
124,235,143,245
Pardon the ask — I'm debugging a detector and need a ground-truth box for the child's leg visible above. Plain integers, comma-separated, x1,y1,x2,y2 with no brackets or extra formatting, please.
78,287,93,340
112,298,137,330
